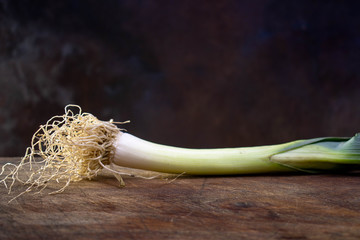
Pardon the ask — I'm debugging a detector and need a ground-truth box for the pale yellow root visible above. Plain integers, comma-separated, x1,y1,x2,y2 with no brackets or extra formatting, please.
0,105,123,198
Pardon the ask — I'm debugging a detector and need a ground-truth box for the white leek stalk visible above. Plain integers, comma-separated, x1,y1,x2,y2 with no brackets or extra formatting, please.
112,133,359,174
112,132,292,175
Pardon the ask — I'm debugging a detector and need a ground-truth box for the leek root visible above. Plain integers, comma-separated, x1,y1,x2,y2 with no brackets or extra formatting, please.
1,105,359,198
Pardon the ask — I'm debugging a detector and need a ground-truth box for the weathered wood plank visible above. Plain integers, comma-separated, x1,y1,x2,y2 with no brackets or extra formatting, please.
0,157,360,239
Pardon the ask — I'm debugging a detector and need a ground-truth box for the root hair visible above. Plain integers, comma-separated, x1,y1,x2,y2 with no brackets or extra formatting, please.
0,105,122,199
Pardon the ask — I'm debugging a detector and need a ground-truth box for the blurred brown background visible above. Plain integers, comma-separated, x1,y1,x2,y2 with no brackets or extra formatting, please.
1,0,360,156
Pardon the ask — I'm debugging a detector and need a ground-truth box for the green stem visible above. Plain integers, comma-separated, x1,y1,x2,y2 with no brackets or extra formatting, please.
271,135,360,172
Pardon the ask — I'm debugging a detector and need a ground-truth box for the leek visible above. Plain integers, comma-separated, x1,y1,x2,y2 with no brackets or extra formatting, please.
1,105,359,197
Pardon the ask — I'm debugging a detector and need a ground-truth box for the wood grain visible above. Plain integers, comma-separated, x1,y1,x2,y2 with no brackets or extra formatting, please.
0,157,359,240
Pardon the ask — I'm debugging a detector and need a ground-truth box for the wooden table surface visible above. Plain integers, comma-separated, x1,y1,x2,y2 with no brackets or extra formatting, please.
0,157,359,240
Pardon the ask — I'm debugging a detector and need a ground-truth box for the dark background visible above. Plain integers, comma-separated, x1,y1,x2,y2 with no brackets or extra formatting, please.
1,0,360,156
